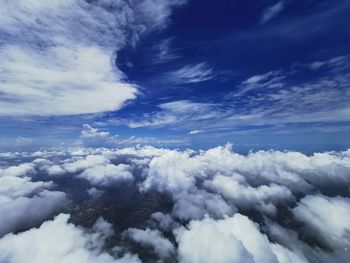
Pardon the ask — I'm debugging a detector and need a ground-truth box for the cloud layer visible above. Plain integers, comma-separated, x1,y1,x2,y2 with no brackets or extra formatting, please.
0,145,349,262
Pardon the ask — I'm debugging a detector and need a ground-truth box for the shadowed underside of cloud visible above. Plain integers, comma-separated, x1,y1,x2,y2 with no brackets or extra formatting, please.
0,144,349,262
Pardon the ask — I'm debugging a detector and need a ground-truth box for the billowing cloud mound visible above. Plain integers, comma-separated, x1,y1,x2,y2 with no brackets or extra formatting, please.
293,194,350,250
0,144,349,262
0,162,67,237
0,214,140,263
125,228,175,259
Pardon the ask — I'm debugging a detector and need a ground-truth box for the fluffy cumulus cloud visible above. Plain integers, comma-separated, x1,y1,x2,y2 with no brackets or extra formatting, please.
0,214,141,263
293,194,350,250
0,190,67,237
0,161,68,237
1,145,350,262
0,163,35,177
205,175,294,215
140,144,350,218
125,228,175,259
0,0,186,116
176,214,279,263
79,163,133,187
48,153,134,186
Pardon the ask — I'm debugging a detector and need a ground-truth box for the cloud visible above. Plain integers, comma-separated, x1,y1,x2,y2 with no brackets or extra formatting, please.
117,58,350,133
171,190,235,220
308,56,349,71
148,38,181,65
0,213,141,263
79,163,133,187
188,130,204,135
0,0,186,116
0,175,52,201
126,100,220,128
260,1,286,24
0,163,67,237
137,144,350,221
79,124,187,147
0,45,137,116
47,154,134,186
0,163,35,177
167,63,214,84
125,228,175,259
205,174,294,216
63,155,110,173
81,124,110,139
239,70,285,93
0,190,67,237
293,194,350,250
1,145,350,262
175,214,279,263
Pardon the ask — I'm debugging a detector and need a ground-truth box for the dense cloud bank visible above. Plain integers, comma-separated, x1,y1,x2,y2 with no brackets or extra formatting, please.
0,144,349,262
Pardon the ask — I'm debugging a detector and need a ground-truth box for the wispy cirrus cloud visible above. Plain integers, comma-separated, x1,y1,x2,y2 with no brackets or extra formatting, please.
260,1,286,24
167,63,214,84
124,100,220,129
113,55,350,135
149,38,181,65
307,55,349,71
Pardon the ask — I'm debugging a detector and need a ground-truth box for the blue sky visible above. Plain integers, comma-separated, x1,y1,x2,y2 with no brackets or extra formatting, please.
0,0,349,152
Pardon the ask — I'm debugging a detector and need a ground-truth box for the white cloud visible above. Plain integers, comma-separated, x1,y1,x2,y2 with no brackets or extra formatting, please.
188,130,204,135
0,162,67,237
0,0,186,116
1,145,350,262
125,228,175,259
141,150,200,194
63,155,105,172
0,190,67,237
205,175,294,216
0,175,52,201
270,243,309,263
0,213,141,263
0,45,137,116
0,163,35,177
260,1,286,24
172,190,235,220
81,124,110,139
50,154,134,186
126,100,219,128
293,194,350,250
79,163,133,187
79,124,187,147
175,214,279,263
167,63,214,83
308,56,348,70
47,165,66,176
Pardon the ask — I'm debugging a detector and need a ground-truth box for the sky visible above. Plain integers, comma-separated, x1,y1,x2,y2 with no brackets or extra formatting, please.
0,0,350,152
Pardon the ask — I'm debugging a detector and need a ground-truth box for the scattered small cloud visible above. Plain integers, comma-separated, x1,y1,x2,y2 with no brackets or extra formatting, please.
308,56,349,71
260,1,286,24
189,130,204,135
167,63,214,84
